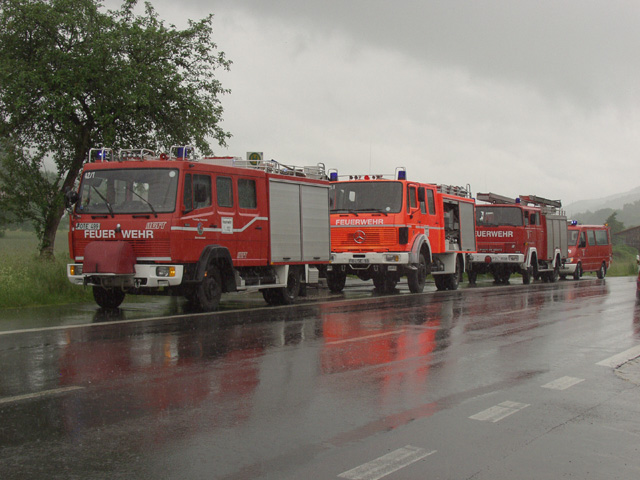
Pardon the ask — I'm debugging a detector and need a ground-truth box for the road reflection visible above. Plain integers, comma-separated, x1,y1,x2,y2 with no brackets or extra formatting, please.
0,279,617,477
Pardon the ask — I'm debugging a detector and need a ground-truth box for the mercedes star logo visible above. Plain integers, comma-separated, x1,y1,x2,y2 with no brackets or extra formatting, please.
354,230,366,244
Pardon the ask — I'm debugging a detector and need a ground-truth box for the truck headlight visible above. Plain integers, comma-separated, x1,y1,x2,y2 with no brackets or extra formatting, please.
156,266,175,277
70,264,83,276
385,254,399,262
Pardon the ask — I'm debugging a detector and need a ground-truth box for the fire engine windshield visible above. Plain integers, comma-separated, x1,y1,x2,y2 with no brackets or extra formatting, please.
330,181,403,214
76,168,179,214
476,206,524,227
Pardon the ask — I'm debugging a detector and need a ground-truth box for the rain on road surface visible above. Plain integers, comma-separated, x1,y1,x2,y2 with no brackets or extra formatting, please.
1,277,640,479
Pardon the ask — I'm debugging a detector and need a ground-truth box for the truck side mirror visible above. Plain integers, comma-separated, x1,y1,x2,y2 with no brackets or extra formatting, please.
65,190,79,208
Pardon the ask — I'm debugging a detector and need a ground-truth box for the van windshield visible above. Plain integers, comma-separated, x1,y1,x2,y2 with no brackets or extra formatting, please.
330,181,403,214
76,168,179,214
476,206,524,226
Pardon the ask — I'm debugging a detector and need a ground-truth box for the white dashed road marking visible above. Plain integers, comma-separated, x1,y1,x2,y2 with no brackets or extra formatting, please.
469,401,530,423
338,445,436,480
542,376,585,390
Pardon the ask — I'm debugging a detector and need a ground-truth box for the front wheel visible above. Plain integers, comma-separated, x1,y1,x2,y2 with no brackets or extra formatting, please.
93,286,125,309
597,262,607,279
195,265,222,311
522,267,532,285
407,254,428,293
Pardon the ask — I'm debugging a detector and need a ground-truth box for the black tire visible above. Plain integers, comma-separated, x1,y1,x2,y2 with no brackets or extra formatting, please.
434,275,447,291
573,263,582,281
195,265,223,311
493,271,510,284
546,264,559,283
326,270,347,293
522,267,532,285
373,274,397,294
407,254,428,293
597,262,606,279
445,256,462,290
264,268,301,305
93,286,125,309
262,288,278,305
468,270,477,285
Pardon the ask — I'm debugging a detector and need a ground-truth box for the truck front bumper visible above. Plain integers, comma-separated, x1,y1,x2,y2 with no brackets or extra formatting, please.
469,253,525,266
67,264,185,288
330,252,410,269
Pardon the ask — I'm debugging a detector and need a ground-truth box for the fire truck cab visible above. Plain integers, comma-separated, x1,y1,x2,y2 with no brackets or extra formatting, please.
327,169,476,294
469,193,568,284
66,147,330,311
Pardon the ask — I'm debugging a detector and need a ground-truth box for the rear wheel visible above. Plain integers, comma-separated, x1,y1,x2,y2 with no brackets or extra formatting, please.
493,271,510,284
434,275,447,291
373,274,398,294
263,268,302,305
573,262,582,280
407,253,428,293
444,256,462,290
326,270,347,293
93,287,125,309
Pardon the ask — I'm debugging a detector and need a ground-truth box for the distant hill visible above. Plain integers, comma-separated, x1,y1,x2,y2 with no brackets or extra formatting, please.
565,186,640,216
565,186,640,228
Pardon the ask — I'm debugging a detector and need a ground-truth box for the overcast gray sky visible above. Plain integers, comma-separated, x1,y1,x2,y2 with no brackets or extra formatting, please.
107,0,640,205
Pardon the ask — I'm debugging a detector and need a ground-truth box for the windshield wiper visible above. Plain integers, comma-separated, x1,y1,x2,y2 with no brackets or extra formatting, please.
91,185,114,218
357,208,388,216
125,185,158,218
330,208,359,216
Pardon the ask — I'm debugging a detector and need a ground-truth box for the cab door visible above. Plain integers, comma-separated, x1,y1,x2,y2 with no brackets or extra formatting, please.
178,172,219,262
424,187,442,250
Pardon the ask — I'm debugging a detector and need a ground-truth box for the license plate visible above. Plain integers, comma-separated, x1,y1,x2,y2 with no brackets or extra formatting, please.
349,258,369,264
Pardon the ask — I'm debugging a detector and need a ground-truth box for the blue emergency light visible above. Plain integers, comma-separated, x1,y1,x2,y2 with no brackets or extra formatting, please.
329,171,338,181
397,170,406,180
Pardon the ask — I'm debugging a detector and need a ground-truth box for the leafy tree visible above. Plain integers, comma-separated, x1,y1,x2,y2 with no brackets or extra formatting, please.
605,211,625,244
0,0,231,256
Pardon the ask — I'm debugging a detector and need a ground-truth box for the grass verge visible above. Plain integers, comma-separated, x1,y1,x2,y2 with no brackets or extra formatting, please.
0,230,93,309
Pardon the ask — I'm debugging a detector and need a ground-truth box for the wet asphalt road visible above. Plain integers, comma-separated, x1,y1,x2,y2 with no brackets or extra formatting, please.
1,276,640,479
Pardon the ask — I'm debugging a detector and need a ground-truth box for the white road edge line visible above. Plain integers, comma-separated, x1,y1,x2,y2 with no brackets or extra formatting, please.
596,345,640,368
0,386,85,405
338,445,436,480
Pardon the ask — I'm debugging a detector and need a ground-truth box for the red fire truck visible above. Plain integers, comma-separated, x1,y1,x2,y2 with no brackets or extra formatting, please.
326,169,476,293
65,147,331,311
469,193,568,284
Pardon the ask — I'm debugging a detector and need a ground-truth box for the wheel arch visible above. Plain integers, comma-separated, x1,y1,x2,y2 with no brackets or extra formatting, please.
410,235,432,264
195,245,236,293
